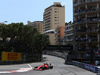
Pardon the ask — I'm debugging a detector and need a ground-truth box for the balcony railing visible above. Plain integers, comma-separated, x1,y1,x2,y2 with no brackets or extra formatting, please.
66,39,73,42
74,8,100,16
65,28,73,32
65,33,73,36
73,0,100,6
74,18,100,24
76,28,97,33
76,38,98,42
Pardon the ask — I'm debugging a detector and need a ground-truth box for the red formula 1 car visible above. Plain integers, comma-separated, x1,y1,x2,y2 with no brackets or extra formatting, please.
34,63,53,71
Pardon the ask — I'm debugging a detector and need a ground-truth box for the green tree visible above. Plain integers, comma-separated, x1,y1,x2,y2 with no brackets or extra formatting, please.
0,23,50,62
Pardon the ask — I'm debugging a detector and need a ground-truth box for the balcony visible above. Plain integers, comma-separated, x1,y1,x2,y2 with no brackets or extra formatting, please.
74,18,100,25
65,33,73,37
74,8,100,16
66,39,73,42
65,28,73,32
76,28,97,34
76,38,98,43
73,0,100,7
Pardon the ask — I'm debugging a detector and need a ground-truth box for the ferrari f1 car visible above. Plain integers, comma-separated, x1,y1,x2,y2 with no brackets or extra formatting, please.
34,63,53,70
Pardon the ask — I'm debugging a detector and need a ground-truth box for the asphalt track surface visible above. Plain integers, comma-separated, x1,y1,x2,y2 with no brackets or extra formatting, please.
0,55,96,75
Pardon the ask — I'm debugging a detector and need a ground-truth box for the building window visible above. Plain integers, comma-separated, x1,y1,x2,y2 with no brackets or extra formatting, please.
55,11,59,13
55,8,59,10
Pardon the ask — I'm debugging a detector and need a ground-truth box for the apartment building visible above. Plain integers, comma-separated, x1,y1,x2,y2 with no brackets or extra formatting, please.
27,21,44,34
64,22,73,45
73,0,100,51
43,2,65,45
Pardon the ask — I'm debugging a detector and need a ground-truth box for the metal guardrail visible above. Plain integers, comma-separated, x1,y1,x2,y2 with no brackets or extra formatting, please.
44,51,67,59
72,61,100,75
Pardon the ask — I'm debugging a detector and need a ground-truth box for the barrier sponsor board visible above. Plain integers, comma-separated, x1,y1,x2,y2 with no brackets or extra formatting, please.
2,52,21,61
72,61,98,73
84,64,98,73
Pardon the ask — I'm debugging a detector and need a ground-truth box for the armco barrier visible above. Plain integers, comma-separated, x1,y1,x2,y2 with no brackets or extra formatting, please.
84,64,98,73
44,51,66,59
98,68,100,75
72,61,99,74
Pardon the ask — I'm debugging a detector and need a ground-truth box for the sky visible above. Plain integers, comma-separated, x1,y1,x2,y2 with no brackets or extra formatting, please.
0,0,73,24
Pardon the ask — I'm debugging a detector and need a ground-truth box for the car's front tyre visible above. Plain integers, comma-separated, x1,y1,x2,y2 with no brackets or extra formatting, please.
50,66,53,69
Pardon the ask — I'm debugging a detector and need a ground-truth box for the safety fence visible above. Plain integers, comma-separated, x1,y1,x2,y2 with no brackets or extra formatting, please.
72,61,100,75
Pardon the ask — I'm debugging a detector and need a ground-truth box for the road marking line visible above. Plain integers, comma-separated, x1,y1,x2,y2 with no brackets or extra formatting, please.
28,64,33,69
0,68,32,73
0,64,33,73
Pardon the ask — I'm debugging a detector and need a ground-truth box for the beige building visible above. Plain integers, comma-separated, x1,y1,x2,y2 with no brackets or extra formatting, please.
44,29,55,45
27,21,44,34
43,2,65,45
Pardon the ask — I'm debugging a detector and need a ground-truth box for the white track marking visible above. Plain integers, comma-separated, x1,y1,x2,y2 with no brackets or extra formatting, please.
0,68,32,73
0,64,33,73
28,64,33,69
0,71,11,73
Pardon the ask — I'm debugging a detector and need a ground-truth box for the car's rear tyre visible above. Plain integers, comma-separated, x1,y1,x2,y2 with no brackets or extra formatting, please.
42,67,45,70
50,66,53,69
40,67,44,70
35,67,38,68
